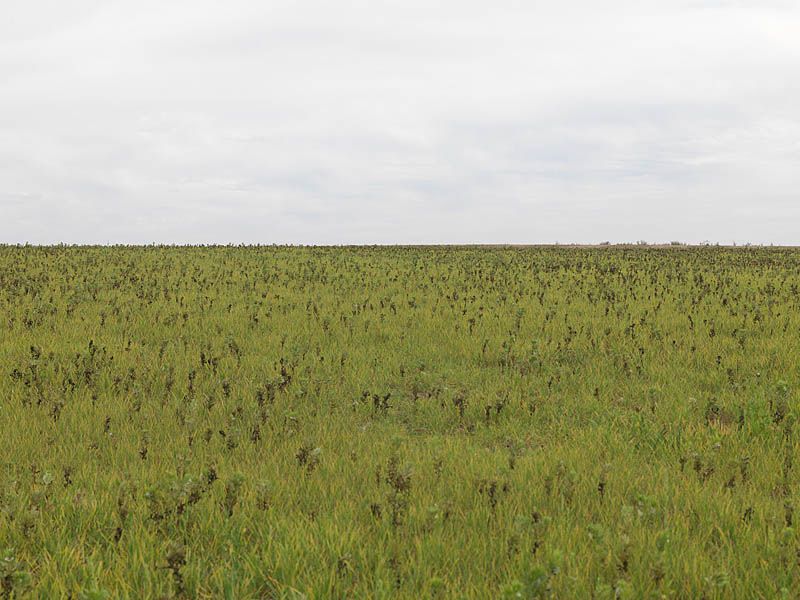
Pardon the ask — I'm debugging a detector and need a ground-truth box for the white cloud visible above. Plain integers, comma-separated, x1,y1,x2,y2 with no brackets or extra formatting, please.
1,0,799,243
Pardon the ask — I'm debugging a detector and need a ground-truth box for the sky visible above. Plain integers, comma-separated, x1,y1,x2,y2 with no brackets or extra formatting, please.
1,0,799,245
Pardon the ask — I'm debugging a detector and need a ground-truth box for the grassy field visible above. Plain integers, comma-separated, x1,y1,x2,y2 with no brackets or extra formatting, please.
1,245,799,598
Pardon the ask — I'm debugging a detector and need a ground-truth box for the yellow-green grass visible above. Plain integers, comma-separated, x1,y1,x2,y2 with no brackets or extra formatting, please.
1,245,799,598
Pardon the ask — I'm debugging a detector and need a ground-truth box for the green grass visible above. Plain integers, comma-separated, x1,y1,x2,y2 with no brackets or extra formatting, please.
1,245,799,598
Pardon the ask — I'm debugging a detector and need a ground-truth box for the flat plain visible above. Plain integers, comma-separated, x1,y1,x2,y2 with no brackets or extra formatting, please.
1,245,799,598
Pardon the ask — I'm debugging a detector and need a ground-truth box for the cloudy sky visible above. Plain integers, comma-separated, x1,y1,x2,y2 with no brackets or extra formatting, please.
1,0,799,244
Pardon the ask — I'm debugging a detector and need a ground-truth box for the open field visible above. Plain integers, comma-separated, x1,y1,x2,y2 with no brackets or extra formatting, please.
2,245,800,598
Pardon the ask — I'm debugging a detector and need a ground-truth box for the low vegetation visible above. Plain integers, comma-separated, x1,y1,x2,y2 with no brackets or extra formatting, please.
1,245,799,598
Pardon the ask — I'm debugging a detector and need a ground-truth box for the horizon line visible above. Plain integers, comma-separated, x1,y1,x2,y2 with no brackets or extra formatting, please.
0,242,795,249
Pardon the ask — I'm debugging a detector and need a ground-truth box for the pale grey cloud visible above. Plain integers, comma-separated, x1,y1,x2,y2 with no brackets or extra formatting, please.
1,0,799,244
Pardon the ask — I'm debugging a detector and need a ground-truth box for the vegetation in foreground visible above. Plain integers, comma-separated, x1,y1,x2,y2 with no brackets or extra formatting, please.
1,245,799,598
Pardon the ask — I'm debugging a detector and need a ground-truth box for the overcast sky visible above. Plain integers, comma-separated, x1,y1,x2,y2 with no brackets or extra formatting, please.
1,1,799,244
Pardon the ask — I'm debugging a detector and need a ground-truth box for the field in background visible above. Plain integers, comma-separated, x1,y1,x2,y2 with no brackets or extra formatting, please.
2,245,800,598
